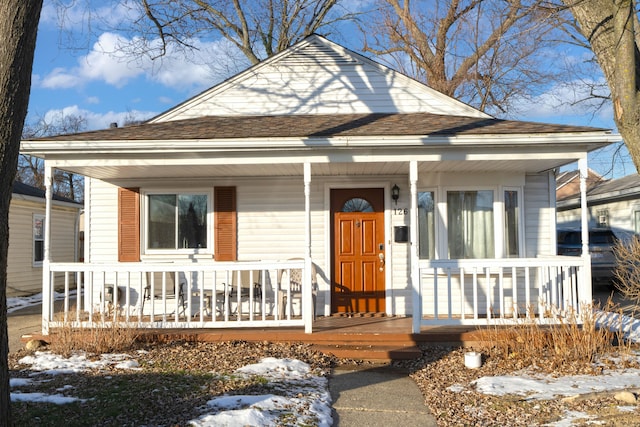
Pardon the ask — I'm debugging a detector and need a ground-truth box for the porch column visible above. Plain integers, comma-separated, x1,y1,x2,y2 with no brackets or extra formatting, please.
42,163,53,334
578,157,592,307
303,162,313,333
409,161,421,333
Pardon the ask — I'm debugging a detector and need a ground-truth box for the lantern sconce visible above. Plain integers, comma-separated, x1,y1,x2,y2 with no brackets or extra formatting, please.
391,184,400,205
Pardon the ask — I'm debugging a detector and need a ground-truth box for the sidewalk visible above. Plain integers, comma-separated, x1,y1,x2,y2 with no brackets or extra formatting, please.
329,365,438,427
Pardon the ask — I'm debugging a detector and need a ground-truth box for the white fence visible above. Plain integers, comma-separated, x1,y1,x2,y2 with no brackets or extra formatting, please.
416,257,590,327
43,260,314,333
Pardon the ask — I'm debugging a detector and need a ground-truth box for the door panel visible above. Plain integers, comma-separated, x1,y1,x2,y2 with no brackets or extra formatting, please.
331,188,385,314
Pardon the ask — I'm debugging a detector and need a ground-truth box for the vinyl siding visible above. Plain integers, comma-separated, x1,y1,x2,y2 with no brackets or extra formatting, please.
524,172,555,256
7,200,79,297
155,39,485,122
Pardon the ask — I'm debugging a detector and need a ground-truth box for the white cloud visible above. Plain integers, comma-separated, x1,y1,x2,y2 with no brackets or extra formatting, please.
37,32,246,92
85,96,100,104
43,105,156,131
40,0,140,32
511,78,614,127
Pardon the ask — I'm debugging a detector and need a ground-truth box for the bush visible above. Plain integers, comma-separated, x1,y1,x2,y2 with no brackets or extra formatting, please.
613,235,640,304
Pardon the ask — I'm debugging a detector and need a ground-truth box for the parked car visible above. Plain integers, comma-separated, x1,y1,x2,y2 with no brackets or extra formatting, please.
557,228,618,282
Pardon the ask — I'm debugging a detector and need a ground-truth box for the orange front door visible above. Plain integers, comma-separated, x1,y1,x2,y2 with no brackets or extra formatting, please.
331,189,385,313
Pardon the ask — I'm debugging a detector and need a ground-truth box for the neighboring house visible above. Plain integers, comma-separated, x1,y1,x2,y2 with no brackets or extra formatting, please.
21,35,619,334
8,181,82,297
556,168,605,201
557,172,640,242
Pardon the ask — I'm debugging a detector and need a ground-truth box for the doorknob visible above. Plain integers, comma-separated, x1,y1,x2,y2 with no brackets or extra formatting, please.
378,253,385,271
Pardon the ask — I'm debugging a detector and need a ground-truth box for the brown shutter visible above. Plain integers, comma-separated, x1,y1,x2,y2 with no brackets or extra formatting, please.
214,186,237,261
118,187,140,262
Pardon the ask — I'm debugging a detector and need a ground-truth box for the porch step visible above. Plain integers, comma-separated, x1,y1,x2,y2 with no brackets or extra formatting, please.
311,343,422,361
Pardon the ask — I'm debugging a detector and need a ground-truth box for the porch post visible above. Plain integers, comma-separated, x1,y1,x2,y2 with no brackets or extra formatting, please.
303,162,313,333
409,161,421,333
578,157,592,308
42,163,53,334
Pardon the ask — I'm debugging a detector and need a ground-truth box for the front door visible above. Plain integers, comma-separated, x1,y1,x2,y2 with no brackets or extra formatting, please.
331,188,385,313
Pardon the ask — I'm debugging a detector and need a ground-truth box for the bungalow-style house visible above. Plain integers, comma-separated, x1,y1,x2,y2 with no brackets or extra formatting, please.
21,35,619,334
557,172,640,241
8,181,82,297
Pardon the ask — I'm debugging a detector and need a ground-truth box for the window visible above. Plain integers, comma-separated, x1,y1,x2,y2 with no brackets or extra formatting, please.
342,198,374,212
504,190,520,257
33,214,44,264
147,193,208,251
597,209,609,228
635,210,640,235
418,191,435,259
447,190,494,259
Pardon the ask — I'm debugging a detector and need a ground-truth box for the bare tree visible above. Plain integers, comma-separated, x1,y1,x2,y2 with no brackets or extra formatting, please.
563,0,640,172
362,0,570,115
124,0,355,64
0,1,43,423
20,113,87,201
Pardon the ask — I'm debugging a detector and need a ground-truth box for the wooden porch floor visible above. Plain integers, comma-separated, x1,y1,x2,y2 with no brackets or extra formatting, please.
134,315,487,361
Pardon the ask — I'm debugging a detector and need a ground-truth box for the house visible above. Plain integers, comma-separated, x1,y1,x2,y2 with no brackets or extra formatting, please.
556,168,605,201
557,172,640,241
20,35,620,334
8,181,82,297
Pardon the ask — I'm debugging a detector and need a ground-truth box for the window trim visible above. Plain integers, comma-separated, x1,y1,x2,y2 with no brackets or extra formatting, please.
142,188,213,255
33,213,45,267
502,186,524,258
423,185,524,260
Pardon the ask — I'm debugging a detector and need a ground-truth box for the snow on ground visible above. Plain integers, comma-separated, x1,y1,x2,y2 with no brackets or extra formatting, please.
8,293,640,426
12,352,332,427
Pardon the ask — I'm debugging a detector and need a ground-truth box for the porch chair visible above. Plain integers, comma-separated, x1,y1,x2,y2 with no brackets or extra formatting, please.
226,270,263,316
143,271,186,316
277,260,318,320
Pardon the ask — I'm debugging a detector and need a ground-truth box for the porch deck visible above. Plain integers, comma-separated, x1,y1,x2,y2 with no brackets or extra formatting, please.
33,315,492,361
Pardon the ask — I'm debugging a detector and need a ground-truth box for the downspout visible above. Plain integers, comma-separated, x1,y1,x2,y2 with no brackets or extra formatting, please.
578,157,592,309
410,161,421,334
42,164,53,335
303,162,313,333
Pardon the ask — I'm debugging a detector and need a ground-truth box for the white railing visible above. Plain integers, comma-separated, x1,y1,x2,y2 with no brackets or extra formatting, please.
42,259,314,334
416,256,590,327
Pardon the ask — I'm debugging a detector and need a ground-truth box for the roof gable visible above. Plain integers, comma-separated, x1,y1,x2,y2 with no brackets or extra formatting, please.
150,35,489,123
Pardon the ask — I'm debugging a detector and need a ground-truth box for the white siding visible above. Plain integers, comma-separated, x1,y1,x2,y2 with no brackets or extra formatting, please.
87,179,120,263
558,198,640,242
7,200,79,296
153,37,487,122
524,172,555,256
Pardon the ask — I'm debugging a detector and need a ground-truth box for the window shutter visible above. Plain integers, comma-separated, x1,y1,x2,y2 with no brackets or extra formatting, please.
118,187,140,262
214,187,237,261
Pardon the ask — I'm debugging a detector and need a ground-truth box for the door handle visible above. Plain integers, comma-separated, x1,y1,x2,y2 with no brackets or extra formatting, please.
378,253,385,271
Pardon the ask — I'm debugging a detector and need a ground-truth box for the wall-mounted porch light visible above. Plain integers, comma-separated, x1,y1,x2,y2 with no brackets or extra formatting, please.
391,184,400,205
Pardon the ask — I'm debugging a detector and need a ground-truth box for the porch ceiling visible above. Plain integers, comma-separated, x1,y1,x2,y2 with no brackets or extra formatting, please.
52,157,574,181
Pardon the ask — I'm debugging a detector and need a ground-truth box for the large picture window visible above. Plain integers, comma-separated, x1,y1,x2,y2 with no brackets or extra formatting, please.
147,193,208,250
447,190,494,259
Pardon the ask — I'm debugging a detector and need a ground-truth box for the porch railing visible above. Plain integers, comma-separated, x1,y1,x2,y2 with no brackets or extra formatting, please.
42,259,314,334
415,256,590,328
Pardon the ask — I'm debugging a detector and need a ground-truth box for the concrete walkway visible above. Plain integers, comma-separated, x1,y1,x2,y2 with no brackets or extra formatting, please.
329,366,438,427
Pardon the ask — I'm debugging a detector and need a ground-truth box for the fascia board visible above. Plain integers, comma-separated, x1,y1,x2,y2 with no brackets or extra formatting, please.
20,132,620,156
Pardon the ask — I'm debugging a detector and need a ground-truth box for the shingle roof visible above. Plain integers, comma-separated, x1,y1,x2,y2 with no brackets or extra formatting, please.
12,181,81,205
30,113,608,142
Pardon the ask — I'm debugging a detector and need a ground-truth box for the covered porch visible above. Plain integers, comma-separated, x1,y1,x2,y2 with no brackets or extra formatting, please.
35,153,598,335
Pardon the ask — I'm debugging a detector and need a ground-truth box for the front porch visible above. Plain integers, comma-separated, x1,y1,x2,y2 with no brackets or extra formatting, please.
43,254,592,337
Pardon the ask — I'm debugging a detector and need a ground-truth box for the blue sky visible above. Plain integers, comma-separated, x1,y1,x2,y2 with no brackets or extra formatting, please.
27,1,634,178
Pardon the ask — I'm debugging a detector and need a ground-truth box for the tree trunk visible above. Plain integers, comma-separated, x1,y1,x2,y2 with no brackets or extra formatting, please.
0,1,43,424
566,0,640,171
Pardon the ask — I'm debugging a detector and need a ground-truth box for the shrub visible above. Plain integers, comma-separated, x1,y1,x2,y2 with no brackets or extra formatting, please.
613,235,640,304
